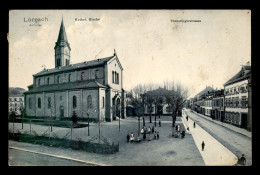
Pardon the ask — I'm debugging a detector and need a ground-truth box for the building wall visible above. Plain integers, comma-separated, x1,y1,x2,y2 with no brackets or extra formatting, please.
106,58,122,91
224,79,249,126
9,96,24,115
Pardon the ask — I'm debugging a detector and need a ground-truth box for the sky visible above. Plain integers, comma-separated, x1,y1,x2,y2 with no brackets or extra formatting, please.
9,10,251,98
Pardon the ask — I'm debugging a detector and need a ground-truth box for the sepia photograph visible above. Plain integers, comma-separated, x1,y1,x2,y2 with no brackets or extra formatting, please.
8,9,251,166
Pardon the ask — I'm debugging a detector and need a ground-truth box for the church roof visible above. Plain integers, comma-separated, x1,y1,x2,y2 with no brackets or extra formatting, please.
24,80,106,94
57,19,68,42
224,65,251,86
35,55,115,76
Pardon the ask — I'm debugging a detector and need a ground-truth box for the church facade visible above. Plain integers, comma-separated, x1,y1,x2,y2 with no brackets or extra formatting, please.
24,19,126,122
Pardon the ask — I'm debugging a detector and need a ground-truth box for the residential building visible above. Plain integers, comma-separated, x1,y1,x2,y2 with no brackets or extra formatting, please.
223,62,251,129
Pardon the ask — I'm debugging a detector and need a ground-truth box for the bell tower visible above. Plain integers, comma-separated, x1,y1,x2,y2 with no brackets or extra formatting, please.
54,18,71,68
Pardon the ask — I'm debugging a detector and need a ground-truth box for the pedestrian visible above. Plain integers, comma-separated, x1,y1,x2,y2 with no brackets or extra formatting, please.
202,141,205,151
181,131,185,138
186,116,188,121
193,122,196,128
154,121,157,127
141,127,144,134
152,126,154,133
130,132,134,143
175,125,178,131
239,154,246,166
127,133,130,143
143,131,146,140
148,126,151,134
157,132,159,139
159,120,161,127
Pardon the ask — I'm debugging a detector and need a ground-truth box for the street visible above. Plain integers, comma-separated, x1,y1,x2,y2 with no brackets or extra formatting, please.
184,108,252,166
8,148,94,166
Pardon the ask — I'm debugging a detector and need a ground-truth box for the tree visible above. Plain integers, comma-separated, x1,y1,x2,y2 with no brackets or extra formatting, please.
145,94,155,123
165,81,189,127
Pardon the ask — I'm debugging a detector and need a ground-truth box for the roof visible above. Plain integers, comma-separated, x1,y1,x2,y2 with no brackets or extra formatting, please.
35,55,115,76
24,80,106,94
196,86,215,97
57,19,68,42
224,66,251,86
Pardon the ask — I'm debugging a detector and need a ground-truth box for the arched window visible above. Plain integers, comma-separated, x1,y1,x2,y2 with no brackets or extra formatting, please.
87,95,92,108
95,69,99,79
73,96,77,109
29,98,32,109
47,77,49,85
57,76,60,84
48,97,51,109
38,98,41,108
112,71,114,83
68,74,71,82
81,72,85,80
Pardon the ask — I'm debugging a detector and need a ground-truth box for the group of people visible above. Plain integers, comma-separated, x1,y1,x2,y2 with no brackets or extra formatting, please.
127,123,161,143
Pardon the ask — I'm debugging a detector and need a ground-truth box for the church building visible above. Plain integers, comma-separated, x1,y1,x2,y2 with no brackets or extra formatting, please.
24,19,126,122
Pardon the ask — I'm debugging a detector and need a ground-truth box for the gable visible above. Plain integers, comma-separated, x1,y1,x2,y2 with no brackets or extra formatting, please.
107,55,123,70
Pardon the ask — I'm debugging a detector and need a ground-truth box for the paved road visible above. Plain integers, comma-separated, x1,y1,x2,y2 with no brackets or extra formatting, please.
184,108,252,166
8,148,93,166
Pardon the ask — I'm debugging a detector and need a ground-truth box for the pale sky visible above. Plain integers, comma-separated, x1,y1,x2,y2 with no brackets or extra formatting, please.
9,10,251,98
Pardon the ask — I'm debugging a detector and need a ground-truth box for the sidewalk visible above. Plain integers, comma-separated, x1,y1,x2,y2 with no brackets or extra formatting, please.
181,112,238,166
188,109,252,138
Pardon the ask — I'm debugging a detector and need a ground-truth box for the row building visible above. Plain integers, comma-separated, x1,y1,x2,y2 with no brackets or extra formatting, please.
190,62,252,131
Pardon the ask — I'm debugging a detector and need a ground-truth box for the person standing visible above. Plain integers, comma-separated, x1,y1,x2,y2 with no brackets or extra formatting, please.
143,130,146,141
239,154,246,166
127,133,130,143
186,116,188,121
154,121,157,127
202,141,205,151
193,122,196,128
159,120,161,127
157,132,159,139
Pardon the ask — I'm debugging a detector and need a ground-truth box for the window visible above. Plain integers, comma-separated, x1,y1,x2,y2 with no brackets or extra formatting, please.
19,98,22,101
73,96,77,108
14,98,17,101
81,72,84,80
38,79,41,86
57,58,61,67
87,95,92,108
47,77,49,85
117,73,119,84
57,76,60,84
38,98,41,108
112,71,114,83
29,98,32,109
68,74,71,82
95,69,99,79
15,103,17,107
9,98,12,102
102,96,104,108
66,59,69,66
48,97,51,109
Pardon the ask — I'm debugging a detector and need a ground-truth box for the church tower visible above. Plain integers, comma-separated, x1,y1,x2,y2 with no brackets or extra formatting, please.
54,18,71,68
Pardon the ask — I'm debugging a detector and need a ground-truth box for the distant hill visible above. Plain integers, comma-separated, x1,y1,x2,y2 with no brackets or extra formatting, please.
9,87,26,96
